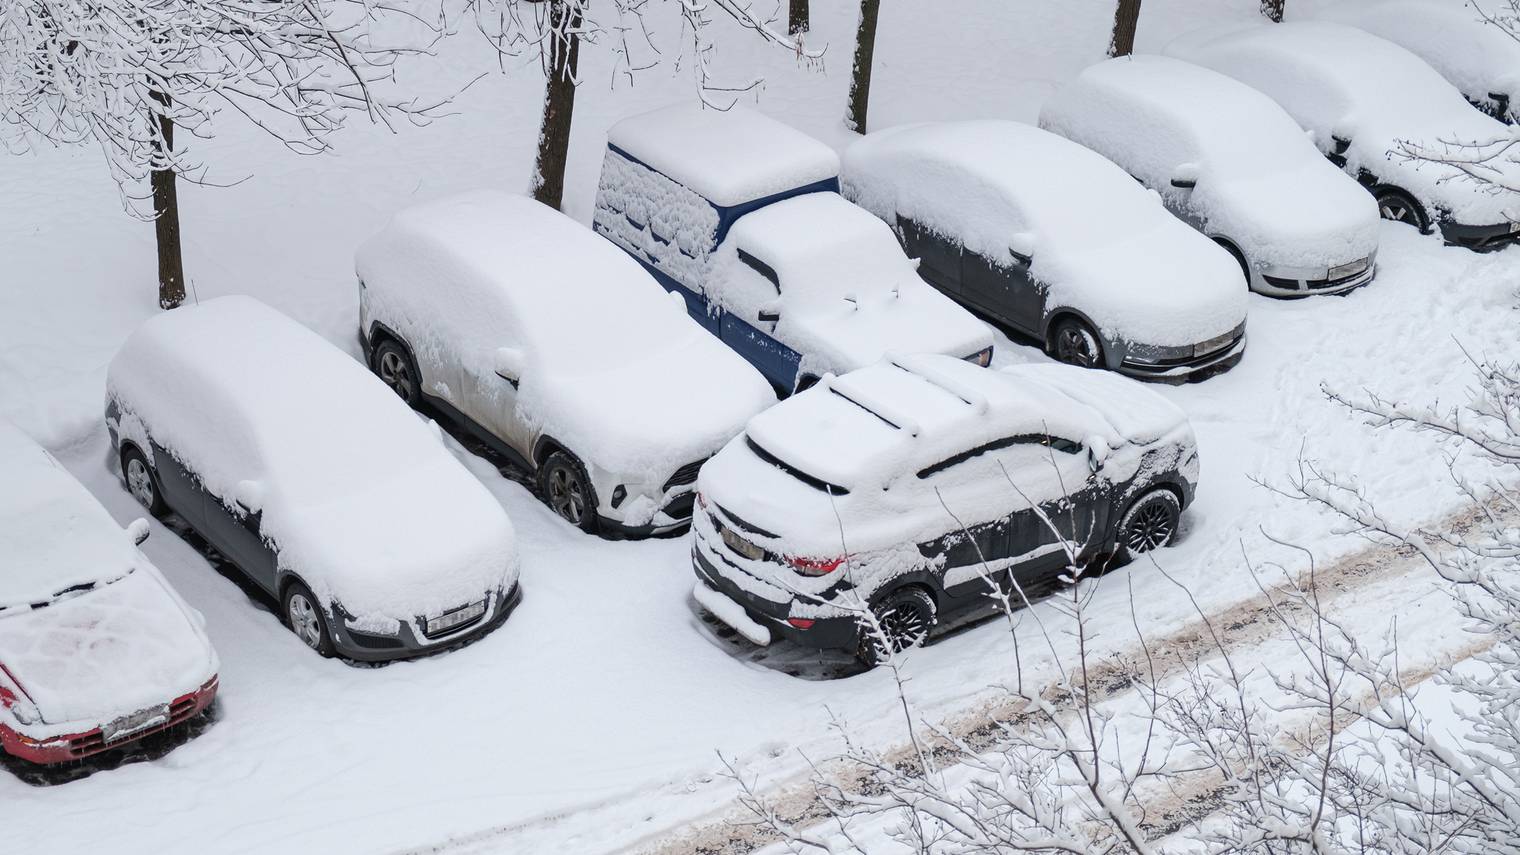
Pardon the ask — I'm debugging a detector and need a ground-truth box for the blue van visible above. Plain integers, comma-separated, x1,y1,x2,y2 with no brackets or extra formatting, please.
592,104,993,393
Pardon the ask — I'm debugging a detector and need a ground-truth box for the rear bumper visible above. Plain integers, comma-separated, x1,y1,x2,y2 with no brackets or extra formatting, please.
693,547,860,652
330,582,522,662
0,676,218,765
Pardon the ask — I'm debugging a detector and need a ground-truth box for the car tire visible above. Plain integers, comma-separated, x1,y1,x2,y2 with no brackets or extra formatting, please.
120,446,168,518
1051,317,1104,369
856,587,937,667
282,580,336,657
1114,489,1182,564
1374,187,1430,233
373,338,421,408
537,451,599,534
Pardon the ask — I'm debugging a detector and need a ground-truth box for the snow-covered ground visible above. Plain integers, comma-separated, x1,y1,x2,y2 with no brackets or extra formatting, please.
2,1,1513,853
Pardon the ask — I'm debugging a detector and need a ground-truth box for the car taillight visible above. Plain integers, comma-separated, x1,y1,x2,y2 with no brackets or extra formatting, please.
787,555,846,576
787,618,815,629
696,492,708,511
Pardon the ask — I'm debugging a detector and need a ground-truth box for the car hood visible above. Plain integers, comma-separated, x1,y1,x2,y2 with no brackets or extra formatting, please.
1005,363,1191,446
1198,161,1381,270
523,330,776,480
267,457,519,621
0,568,216,728
1349,115,1520,227
1039,217,1248,348
778,279,993,376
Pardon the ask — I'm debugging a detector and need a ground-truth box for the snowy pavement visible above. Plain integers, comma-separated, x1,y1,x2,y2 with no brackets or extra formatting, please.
1,1,1513,852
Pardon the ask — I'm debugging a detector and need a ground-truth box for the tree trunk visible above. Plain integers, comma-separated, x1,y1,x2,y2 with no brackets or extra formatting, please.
846,0,880,134
531,0,582,211
789,0,808,35
1260,0,1284,22
150,90,185,310
1108,0,1143,57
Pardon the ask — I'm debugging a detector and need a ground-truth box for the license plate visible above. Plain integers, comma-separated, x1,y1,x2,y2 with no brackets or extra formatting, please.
1329,257,1369,279
103,704,169,744
720,525,765,561
428,600,486,635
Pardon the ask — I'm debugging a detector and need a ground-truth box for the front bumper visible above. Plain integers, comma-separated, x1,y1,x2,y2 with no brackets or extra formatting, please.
1441,219,1520,252
0,676,218,766
693,547,861,652
1119,333,1246,383
329,581,522,662
1255,256,1376,298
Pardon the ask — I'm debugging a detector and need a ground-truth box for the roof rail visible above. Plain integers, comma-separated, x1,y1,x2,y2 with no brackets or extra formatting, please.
889,354,990,415
826,373,923,437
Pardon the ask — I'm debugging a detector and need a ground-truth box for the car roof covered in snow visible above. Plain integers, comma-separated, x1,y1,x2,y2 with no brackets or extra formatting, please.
606,103,840,208
1041,55,1318,176
743,354,1185,492
1315,0,1520,102
0,418,141,610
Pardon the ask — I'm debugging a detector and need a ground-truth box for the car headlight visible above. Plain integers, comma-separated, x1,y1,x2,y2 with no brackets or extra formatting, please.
1125,341,1195,365
964,346,993,367
8,699,38,726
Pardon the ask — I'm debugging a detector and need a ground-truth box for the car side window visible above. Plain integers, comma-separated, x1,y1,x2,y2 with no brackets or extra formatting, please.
737,249,780,293
917,434,1081,480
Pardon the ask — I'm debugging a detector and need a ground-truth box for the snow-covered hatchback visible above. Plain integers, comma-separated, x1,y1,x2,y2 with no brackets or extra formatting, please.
691,355,1199,665
1167,22,1520,249
107,296,521,661
1040,55,1380,298
358,192,776,537
0,418,218,764
842,120,1249,381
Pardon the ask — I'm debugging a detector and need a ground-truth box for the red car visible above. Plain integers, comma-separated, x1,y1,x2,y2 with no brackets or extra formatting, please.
0,419,219,766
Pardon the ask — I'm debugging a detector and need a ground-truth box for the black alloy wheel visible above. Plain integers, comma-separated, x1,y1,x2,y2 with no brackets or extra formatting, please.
856,587,937,667
538,451,598,534
373,339,420,407
1117,490,1182,562
1052,318,1104,369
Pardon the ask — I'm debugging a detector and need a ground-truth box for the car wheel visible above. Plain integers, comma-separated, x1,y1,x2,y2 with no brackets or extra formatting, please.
1115,489,1182,563
1374,188,1429,232
856,587,937,667
1051,318,1104,369
282,581,335,657
538,451,599,534
120,446,168,518
373,339,420,407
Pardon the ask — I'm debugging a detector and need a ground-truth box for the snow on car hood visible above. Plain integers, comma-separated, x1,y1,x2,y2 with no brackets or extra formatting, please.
1197,162,1380,270
780,282,992,376
519,328,776,480
270,455,519,621
1004,363,1190,447
0,568,216,728
1039,218,1247,348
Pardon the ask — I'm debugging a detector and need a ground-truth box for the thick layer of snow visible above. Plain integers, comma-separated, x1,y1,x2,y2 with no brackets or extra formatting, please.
0,418,140,608
5,1,1520,853
0,419,216,730
593,147,722,288
1314,0,1520,113
1164,21,1520,225
106,296,519,619
1039,55,1380,273
842,120,1248,347
357,191,775,486
712,193,994,373
604,103,840,207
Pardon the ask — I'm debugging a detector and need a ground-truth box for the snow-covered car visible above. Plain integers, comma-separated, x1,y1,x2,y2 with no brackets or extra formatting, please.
107,296,521,661
592,104,994,394
842,120,1249,380
1166,21,1520,249
1315,0,1520,123
357,191,776,537
1040,55,1381,298
690,354,1199,665
0,418,218,765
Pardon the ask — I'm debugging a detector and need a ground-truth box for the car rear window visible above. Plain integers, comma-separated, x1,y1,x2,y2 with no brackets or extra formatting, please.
745,436,850,496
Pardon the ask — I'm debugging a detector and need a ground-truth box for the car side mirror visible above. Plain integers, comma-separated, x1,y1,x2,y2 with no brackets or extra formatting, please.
1086,436,1111,473
126,518,151,546
494,347,525,385
757,306,781,324
234,480,264,515
1170,163,1199,190
1009,232,1037,267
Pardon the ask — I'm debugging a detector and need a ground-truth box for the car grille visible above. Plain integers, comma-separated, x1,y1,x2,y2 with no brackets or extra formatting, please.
68,694,200,758
662,459,706,492
663,492,696,520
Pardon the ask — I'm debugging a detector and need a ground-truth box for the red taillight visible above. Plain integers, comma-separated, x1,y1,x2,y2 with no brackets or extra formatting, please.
696,492,708,510
787,555,846,576
786,618,815,630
